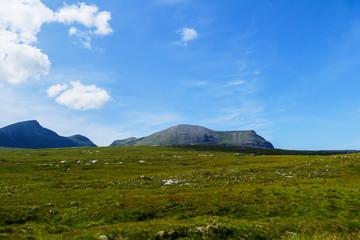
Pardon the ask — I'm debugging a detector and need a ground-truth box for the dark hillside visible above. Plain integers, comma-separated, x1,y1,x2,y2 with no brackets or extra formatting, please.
0,120,96,149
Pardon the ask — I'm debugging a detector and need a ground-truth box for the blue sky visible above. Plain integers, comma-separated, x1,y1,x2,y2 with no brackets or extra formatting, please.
1,0,360,149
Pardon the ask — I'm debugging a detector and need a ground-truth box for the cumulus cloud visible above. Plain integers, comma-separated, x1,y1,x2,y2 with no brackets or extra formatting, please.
177,27,198,46
47,83,68,97
55,3,112,35
56,2,112,49
0,0,53,83
0,0,112,84
0,40,51,84
48,81,110,110
0,0,54,44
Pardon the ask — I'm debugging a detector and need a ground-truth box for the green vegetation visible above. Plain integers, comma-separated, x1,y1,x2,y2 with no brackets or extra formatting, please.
111,125,273,149
1,146,360,239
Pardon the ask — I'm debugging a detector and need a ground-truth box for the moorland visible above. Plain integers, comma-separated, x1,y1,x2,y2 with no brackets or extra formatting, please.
1,145,360,239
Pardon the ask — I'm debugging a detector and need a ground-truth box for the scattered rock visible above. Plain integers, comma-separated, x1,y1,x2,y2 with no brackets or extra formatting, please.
154,225,233,239
140,175,151,181
287,231,297,236
168,229,178,238
69,201,80,207
195,227,205,233
163,179,179,185
205,225,215,231
48,209,57,215
155,230,168,239
98,235,109,240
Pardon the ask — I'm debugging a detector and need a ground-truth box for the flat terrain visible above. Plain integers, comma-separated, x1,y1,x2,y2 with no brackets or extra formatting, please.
1,146,360,239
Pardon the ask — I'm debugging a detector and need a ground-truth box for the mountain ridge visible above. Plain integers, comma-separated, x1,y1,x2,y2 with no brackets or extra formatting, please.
0,120,96,149
111,124,274,148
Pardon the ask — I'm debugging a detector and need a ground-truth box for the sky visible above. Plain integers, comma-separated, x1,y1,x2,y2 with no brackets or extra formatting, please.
1,0,360,150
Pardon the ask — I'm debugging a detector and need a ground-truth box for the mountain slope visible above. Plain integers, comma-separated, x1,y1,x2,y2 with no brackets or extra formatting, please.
111,124,274,148
0,120,96,149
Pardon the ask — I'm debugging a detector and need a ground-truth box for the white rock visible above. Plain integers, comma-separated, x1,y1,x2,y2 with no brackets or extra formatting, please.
98,235,109,240
163,179,179,185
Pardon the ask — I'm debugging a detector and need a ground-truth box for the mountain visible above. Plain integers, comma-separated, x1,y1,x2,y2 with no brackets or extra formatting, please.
0,120,96,149
111,124,274,148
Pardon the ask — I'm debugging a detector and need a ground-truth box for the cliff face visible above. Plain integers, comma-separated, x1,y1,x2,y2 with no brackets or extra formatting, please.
111,124,274,148
0,120,96,149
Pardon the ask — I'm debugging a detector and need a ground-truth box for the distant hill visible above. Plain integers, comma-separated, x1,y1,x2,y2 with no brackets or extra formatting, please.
0,120,96,149
111,124,274,148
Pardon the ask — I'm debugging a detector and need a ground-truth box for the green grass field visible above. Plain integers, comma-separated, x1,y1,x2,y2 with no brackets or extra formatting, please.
1,146,360,239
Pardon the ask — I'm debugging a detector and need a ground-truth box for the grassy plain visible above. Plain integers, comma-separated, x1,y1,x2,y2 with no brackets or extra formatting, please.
1,146,360,239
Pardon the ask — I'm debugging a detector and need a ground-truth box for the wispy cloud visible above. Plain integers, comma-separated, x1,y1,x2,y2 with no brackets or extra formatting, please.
105,110,183,141
178,55,271,135
176,27,198,46
204,102,271,131
68,27,92,49
227,79,246,86
128,111,182,128
181,80,208,88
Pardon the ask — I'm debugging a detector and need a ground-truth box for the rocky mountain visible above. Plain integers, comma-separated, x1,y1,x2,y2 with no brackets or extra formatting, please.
111,124,274,148
0,120,96,149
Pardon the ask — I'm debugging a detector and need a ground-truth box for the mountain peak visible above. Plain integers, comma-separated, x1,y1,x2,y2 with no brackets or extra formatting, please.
10,120,40,127
170,124,211,131
23,120,39,124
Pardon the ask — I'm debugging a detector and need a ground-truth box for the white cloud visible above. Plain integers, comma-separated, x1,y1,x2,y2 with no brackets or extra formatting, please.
0,40,51,84
47,83,68,97
0,0,53,84
51,81,110,110
0,0,54,44
0,0,112,84
54,2,112,48
55,3,112,35
177,27,198,46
